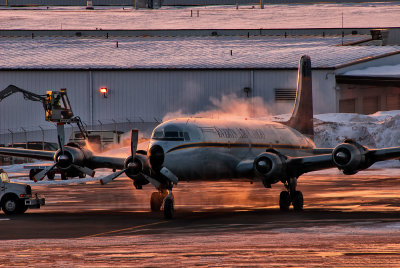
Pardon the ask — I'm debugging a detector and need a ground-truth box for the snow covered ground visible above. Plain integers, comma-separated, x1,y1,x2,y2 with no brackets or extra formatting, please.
0,2,399,30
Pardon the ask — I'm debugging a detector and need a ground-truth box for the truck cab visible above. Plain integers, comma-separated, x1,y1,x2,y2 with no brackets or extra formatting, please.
0,169,45,215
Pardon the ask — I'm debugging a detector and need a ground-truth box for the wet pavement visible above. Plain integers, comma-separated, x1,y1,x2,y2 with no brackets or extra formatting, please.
1,169,400,266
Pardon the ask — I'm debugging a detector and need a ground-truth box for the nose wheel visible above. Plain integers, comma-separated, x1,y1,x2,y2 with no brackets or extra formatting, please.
279,177,303,211
150,189,175,219
163,193,174,219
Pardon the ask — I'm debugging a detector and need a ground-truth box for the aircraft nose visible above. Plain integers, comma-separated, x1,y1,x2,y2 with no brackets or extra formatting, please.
149,145,164,171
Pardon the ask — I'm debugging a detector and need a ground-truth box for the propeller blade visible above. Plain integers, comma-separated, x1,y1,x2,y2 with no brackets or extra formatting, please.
33,163,57,182
131,129,138,158
142,173,161,189
160,167,178,185
57,123,65,153
71,164,96,177
99,169,126,185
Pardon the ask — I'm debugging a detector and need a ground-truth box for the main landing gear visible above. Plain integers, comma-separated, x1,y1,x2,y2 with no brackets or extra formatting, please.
279,177,303,211
150,187,175,219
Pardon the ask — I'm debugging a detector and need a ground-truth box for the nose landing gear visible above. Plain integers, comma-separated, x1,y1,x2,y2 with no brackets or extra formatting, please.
279,177,303,211
150,187,175,219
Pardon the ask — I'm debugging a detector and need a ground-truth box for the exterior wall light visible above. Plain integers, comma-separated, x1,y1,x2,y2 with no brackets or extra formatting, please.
100,87,108,98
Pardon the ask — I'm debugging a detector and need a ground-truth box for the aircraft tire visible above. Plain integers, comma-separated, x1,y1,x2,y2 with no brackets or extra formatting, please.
29,169,38,181
1,195,20,215
150,192,162,212
164,197,174,219
279,191,290,211
292,191,304,211
47,172,55,180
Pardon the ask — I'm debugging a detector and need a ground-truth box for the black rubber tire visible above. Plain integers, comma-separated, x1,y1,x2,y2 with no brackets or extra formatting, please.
61,173,67,180
292,191,304,211
16,200,28,214
29,169,38,181
1,195,20,215
164,198,174,219
150,192,162,212
279,191,291,211
47,172,55,180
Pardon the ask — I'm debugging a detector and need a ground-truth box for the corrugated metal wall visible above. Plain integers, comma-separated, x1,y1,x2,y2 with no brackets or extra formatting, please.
0,69,333,145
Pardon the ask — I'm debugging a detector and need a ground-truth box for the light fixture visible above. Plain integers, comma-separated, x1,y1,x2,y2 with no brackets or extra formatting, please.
100,87,108,98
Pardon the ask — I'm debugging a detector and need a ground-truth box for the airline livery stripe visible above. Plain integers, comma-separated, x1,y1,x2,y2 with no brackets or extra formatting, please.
166,143,314,153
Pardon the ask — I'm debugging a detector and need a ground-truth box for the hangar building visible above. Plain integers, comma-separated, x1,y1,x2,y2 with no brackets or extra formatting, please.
0,29,399,145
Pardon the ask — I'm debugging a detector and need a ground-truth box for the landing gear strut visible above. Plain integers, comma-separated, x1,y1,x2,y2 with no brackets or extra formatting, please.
279,177,303,211
150,187,175,219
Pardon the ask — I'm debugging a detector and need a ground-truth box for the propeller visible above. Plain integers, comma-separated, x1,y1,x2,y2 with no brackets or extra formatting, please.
33,123,95,181
100,129,179,187
100,129,138,185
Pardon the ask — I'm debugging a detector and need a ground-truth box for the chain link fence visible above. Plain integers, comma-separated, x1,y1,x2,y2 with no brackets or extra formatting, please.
0,117,160,148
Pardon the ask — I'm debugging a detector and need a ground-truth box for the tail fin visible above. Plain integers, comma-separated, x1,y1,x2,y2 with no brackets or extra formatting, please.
283,55,314,137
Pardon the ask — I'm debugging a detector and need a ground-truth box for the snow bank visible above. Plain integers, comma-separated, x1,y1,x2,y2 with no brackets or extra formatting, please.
314,110,400,148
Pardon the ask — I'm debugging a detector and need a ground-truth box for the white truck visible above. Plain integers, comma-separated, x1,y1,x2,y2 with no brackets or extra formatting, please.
0,169,45,215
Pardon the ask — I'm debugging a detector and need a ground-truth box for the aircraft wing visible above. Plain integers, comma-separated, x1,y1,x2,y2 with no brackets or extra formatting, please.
0,147,54,161
237,151,335,183
332,140,400,174
0,147,127,169
89,155,125,170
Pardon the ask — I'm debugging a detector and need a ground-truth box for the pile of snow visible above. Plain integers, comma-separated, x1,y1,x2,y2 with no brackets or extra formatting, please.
313,111,400,148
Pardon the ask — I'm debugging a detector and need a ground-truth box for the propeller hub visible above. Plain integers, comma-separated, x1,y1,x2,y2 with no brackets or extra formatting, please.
57,153,72,169
256,158,272,174
127,162,137,169
334,149,350,165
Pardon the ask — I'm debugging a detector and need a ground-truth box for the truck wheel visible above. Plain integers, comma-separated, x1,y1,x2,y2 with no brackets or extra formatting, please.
1,195,20,215
17,200,28,214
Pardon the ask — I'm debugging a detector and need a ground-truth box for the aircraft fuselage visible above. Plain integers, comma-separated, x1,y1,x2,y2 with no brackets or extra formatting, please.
148,117,315,181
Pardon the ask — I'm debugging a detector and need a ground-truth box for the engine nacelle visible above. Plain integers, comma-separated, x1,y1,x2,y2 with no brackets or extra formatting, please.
332,140,371,175
54,146,92,170
253,152,287,186
124,154,150,186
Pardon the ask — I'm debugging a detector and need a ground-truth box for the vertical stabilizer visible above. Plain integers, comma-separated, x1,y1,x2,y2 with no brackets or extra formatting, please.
284,55,314,137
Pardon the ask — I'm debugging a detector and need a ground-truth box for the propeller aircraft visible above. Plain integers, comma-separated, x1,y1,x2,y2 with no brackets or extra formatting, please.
1,55,400,219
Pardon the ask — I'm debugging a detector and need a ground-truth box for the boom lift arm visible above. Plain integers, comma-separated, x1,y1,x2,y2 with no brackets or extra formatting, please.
0,85,46,109
0,84,88,140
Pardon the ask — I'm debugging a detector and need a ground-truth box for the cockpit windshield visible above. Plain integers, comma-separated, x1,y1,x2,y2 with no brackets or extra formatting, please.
152,125,190,141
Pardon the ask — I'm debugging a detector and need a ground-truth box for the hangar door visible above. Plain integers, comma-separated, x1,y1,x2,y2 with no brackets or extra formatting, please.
336,76,400,114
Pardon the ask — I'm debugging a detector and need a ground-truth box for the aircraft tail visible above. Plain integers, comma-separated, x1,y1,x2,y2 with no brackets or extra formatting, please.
283,55,314,137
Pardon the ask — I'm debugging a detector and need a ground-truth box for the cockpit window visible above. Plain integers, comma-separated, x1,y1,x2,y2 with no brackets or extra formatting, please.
152,125,190,141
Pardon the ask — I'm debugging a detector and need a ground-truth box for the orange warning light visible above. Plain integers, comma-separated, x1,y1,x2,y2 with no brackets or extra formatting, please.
100,87,108,98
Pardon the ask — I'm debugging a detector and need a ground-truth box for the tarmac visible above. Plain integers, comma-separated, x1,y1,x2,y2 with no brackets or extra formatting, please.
1,169,400,266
